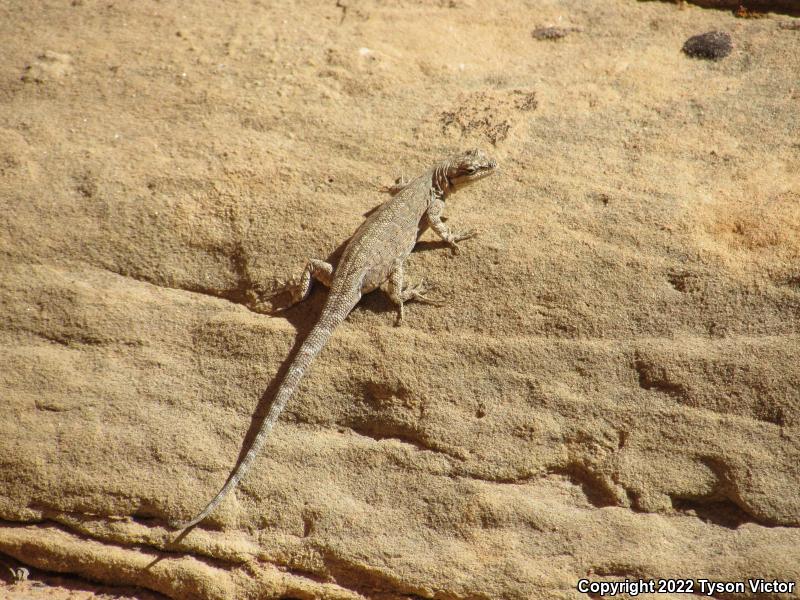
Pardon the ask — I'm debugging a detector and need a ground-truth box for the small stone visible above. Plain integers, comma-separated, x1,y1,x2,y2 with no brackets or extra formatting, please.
682,31,732,61
532,26,576,41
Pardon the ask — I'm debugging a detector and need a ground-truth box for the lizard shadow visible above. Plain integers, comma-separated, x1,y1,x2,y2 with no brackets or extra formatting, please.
212,239,350,518
185,232,453,532
243,235,447,407
172,297,324,535
412,239,453,254
272,236,450,325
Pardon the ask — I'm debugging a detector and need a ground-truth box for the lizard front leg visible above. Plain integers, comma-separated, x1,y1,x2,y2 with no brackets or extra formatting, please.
253,259,333,314
427,194,477,254
386,258,442,325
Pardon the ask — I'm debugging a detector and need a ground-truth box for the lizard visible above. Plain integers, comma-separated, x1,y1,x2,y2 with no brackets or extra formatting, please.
169,148,497,529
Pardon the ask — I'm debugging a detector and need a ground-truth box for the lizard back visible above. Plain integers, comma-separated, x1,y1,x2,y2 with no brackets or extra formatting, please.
335,174,432,294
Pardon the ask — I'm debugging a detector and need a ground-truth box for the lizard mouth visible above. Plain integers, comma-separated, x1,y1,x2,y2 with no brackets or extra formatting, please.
466,164,497,181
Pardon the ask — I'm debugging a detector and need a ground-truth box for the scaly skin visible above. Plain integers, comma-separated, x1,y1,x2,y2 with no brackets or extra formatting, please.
170,149,497,529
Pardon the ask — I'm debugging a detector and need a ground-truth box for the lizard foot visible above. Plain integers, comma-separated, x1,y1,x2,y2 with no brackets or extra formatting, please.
249,279,304,314
380,174,409,196
453,228,478,243
446,229,478,254
403,278,445,306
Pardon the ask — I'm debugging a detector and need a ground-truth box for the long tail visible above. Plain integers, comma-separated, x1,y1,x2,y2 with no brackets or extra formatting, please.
169,292,357,530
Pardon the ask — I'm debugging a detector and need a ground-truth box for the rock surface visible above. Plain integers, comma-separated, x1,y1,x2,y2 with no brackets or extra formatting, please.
1,0,798,598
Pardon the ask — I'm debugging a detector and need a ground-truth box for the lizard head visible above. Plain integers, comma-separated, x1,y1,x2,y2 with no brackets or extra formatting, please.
445,148,497,191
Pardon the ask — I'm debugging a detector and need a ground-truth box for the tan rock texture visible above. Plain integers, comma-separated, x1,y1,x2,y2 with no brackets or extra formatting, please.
1,0,799,598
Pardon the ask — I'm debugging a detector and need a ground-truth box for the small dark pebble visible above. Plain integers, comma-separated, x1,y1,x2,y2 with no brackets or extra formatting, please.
532,26,574,41
682,31,733,61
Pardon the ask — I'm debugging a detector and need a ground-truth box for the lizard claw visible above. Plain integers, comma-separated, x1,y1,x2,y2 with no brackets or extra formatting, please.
453,228,478,243
415,294,445,306
403,277,430,295
446,229,478,254
404,278,445,306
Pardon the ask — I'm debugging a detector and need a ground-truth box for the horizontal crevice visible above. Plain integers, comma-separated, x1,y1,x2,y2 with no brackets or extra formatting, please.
344,420,466,462
0,547,170,599
592,564,649,579
101,262,260,309
0,517,360,600
320,550,493,600
669,495,785,529
0,515,239,571
546,465,621,508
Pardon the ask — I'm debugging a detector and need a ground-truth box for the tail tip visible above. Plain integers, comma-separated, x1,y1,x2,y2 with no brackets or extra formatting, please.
167,515,201,531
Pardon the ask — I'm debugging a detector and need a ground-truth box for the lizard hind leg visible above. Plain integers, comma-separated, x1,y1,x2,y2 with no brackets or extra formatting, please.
254,259,333,314
386,259,443,326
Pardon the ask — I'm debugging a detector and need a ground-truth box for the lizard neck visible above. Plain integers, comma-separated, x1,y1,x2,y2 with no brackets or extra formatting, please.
432,164,451,199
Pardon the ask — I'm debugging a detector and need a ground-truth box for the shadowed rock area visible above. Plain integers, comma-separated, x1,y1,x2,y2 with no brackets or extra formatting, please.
1,0,798,598
675,0,800,16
